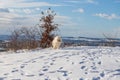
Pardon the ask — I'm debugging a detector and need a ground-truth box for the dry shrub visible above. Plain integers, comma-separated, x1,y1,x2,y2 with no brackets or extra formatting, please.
38,8,59,48
9,27,39,51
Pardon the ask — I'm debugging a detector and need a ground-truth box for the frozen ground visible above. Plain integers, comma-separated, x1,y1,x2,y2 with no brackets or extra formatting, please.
0,46,120,80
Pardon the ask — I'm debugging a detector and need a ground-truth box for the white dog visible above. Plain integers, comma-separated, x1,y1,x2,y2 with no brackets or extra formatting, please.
52,36,62,49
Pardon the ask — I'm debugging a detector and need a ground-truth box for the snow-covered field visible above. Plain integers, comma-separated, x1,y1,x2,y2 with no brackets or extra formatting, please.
0,46,120,80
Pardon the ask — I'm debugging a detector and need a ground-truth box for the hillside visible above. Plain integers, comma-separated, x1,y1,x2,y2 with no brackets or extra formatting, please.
0,46,120,80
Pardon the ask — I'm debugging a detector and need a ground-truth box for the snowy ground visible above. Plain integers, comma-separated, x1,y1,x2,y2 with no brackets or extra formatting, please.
0,46,120,80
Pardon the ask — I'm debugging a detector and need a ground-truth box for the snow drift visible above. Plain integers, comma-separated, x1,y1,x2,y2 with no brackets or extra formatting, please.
0,46,120,80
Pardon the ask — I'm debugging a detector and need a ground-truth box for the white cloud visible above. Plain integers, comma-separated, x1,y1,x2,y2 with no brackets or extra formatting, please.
77,8,84,13
64,0,98,4
86,0,97,4
0,12,78,35
54,15,78,27
8,8,42,14
64,0,80,3
0,12,19,24
0,11,40,25
94,13,120,20
23,9,32,14
0,0,61,8
35,8,40,11
0,11,41,35
55,15,71,25
73,8,84,13
8,8,23,13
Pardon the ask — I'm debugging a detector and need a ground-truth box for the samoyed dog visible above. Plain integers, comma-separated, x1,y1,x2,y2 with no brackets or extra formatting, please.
52,36,62,49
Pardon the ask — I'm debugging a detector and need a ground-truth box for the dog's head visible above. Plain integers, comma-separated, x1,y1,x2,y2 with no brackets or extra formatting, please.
54,36,62,42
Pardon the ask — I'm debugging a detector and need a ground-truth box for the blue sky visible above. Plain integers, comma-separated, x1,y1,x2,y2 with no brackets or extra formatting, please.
0,0,120,38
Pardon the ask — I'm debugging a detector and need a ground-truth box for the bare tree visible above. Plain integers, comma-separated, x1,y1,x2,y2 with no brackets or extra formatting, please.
19,27,38,49
9,29,21,51
9,27,39,51
103,33,117,47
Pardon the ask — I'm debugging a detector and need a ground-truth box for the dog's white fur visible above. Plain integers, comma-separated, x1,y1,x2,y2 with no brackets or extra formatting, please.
52,36,62,49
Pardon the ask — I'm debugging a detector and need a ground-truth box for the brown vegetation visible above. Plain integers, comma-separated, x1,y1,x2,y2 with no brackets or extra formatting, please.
9,27,39,51
38,8,59,48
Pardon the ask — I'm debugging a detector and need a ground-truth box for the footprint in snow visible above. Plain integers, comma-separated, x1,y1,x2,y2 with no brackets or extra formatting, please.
11,69,19,73
43,69,48,72
44,78,49,80
57,70,68,77
39,73,44,76
20,65,25,69
26,74,35,77
100,72,105,77
0,61,4,63
63,72,68,76
50,62,54,65
31,60,36,63
4,73,9,76
92,77,100,80
98,61,101,65
79,78,84,80
79,61,84,64
81,66,86,69
107,69,120,79
0,77,6,80
59,67,63,69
